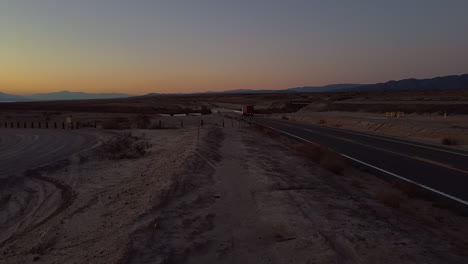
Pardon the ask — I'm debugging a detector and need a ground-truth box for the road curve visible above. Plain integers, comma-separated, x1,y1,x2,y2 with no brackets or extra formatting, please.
253,117,468,205
0,129,96,179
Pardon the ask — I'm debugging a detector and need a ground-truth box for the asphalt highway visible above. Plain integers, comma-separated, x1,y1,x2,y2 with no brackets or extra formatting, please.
0,129,96,179
253,117,468,205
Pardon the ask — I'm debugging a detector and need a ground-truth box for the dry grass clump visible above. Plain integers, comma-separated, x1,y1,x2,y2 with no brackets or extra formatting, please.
393,181,424,199
317,119,327,125
376,190,403,208
294,144,347,175
441,137,459,146
100,132,152,160
102,117,131,129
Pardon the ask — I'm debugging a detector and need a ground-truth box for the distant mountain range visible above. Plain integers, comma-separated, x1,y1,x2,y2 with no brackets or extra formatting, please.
1,74,467,102
0,91,134,102
341,74,468,93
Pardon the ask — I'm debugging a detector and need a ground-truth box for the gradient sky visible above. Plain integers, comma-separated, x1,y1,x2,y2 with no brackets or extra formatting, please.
1,0,468,95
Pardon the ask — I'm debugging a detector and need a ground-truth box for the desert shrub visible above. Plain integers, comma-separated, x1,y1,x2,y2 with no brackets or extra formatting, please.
100,132,152,160
200,105,212,115
319,151,347,175
392,181,424,199
103,117,131,129
317,119,327,125
281,116,289,120
136,114,151,129
376,190,403,208
441,137,459,146
294,144,346,175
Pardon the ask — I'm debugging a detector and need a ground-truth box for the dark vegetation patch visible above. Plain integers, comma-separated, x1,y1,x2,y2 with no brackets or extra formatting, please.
100,132,152,160
441,137,459,146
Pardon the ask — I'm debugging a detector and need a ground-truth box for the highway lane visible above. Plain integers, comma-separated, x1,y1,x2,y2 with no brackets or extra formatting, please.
0,129,97,179
253,117,468,204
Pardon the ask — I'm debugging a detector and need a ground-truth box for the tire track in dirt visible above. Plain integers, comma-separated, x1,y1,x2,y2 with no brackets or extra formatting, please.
0,130,96,247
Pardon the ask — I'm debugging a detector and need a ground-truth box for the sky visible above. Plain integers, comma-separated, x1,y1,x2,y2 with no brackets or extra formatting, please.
1,0,468,95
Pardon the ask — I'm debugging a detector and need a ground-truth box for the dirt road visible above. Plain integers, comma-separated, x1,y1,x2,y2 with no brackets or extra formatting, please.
0,129,96,179
125,127,468,264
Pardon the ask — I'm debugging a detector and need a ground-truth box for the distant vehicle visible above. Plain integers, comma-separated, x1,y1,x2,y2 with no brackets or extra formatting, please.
242,105,254,116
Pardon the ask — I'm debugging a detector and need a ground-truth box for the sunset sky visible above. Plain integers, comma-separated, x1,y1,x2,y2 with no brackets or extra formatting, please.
1,0,468,95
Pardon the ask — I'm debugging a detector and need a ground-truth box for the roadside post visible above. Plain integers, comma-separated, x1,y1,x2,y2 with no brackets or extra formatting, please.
159,120,162,129
24,122,26,128
181,120,183,128
38,122,41,129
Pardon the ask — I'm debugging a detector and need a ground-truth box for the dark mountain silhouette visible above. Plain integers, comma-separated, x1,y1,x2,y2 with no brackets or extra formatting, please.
0,91,133,102
287,84,362,93
0,92,30,102
344,74,468,92
27,91,133,101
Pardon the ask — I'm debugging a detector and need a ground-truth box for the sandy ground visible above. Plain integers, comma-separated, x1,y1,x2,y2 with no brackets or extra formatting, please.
1,120,468,263
274,110,468,149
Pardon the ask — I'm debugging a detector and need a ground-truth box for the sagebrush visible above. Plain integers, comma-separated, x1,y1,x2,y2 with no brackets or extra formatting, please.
100,132,152,160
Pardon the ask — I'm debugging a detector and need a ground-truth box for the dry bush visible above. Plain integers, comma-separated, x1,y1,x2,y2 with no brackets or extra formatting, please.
200,105,212,115
103,117,131,129
376,190,403,208
259,125,280,138
100,132,152,160
317,119,327,124
393,181,424,199
319,151,347,175
136,114,152,129
148,121,178,130
350,177,362,188
294,144,346,175
441,137,459,146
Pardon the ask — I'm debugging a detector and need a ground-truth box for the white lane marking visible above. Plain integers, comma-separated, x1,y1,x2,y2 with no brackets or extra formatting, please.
341,154,468,207
253,120,468,206
264,118,468,157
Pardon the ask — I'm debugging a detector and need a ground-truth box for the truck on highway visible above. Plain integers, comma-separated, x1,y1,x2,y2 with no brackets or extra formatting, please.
242,105,254,116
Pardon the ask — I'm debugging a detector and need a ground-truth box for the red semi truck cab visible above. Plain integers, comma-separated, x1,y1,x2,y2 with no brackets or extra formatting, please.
242,105,254,116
